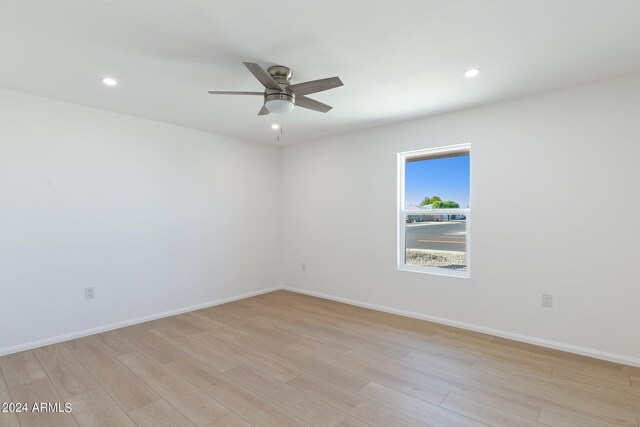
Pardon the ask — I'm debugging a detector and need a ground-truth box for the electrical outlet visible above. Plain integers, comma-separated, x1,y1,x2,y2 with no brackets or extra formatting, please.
85,287,95,299
541,293,552,307
301,262,307,271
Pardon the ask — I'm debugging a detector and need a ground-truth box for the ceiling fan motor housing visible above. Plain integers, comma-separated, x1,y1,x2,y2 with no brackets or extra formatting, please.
265,66,295,113
267,65,293,83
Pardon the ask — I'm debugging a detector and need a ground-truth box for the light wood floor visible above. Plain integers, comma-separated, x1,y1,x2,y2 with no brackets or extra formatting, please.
1,290,639,427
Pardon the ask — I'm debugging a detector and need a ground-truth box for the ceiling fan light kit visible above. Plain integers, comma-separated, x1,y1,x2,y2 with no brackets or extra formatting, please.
208,62,343,116
264,92,295,114
265,98,295,114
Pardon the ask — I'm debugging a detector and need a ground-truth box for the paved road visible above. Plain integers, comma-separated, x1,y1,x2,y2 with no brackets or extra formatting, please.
405,221,466,252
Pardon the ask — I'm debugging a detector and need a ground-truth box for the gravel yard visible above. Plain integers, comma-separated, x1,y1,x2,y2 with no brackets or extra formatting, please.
406,249,466,270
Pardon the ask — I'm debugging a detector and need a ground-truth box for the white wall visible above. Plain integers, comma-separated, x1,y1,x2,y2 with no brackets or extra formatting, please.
281,73,640,364
0,89,282,354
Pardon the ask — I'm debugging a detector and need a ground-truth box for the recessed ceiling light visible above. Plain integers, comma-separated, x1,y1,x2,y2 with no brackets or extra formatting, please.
464,68,480,78
271,123,280,130
101,77,118,86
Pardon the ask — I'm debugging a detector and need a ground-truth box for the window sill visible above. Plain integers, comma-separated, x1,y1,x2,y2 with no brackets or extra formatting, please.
398,264,470,279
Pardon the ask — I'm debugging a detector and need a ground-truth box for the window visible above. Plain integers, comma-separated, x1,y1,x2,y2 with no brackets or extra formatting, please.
397,144,470,277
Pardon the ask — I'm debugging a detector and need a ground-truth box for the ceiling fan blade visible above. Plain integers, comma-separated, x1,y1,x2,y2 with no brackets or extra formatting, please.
207,91,263,95
258,105,270,115
243,62,281,90
287,77,343,96
295,95,333,113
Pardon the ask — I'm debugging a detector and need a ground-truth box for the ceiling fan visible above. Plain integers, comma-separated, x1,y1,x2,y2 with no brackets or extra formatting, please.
208,62,343,115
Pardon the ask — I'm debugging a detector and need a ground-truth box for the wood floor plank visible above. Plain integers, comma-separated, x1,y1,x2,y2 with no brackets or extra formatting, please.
65,388,135,426
434,327,495,346
433,338,640,421
470,336,634,387
236,317,300,347
322,305,439,344
258,317,354,353
247,294,360,332
149,327,240,372
356,340,542,420
402,348,478,372
472,354,553,379
118,351,229,426
461,369,638,426
117,325,189,364
148,316,208,335
197,304,259,327
209,413,253,427
331,304,441,336
290,317,408,358
358,381,484,427
231,299,300,324
0,411,20,427
322,324,413,359
452,380,543,421
288,373,429,426
338,341,474,399
492,337,640,378
342,323,469,363
194,332,304,382
0,351,47,388
251,295,344,328
280,293,367,318
167,357,308,427
632,376,640,388
8,378,77,427
64,337,159,413
274,310,411,357
551,367,640,397
544,401,638,427
180,312,248,341
237,335,370,392
225,364,368,426
538,405,614,427
251,290,297,305
33,343,99,399
525,354,632,386
289,339,449,404
343,340,545,421
0,369,20,427
440,393,543,426
488,367,640,418
94,330,140,356
128,399,195,427
262,292,343,314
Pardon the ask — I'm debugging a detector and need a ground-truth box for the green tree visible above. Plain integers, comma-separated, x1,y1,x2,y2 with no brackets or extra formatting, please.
419,195,441,206
432,200,459,209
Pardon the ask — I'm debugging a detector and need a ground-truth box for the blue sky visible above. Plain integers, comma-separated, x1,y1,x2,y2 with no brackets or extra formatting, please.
405,154,470,208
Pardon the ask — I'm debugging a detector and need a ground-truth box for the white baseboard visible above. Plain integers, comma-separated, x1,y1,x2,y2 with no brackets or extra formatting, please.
283,287,640,368
0,286,282,357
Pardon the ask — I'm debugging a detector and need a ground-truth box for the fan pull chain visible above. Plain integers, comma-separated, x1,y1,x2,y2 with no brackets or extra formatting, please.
276,111,283,142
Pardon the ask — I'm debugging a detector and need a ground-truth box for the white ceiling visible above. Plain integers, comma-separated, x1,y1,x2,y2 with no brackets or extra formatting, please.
1,1,640,145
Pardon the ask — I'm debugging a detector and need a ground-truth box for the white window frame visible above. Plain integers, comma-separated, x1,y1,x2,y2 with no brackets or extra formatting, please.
397,143,471,278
